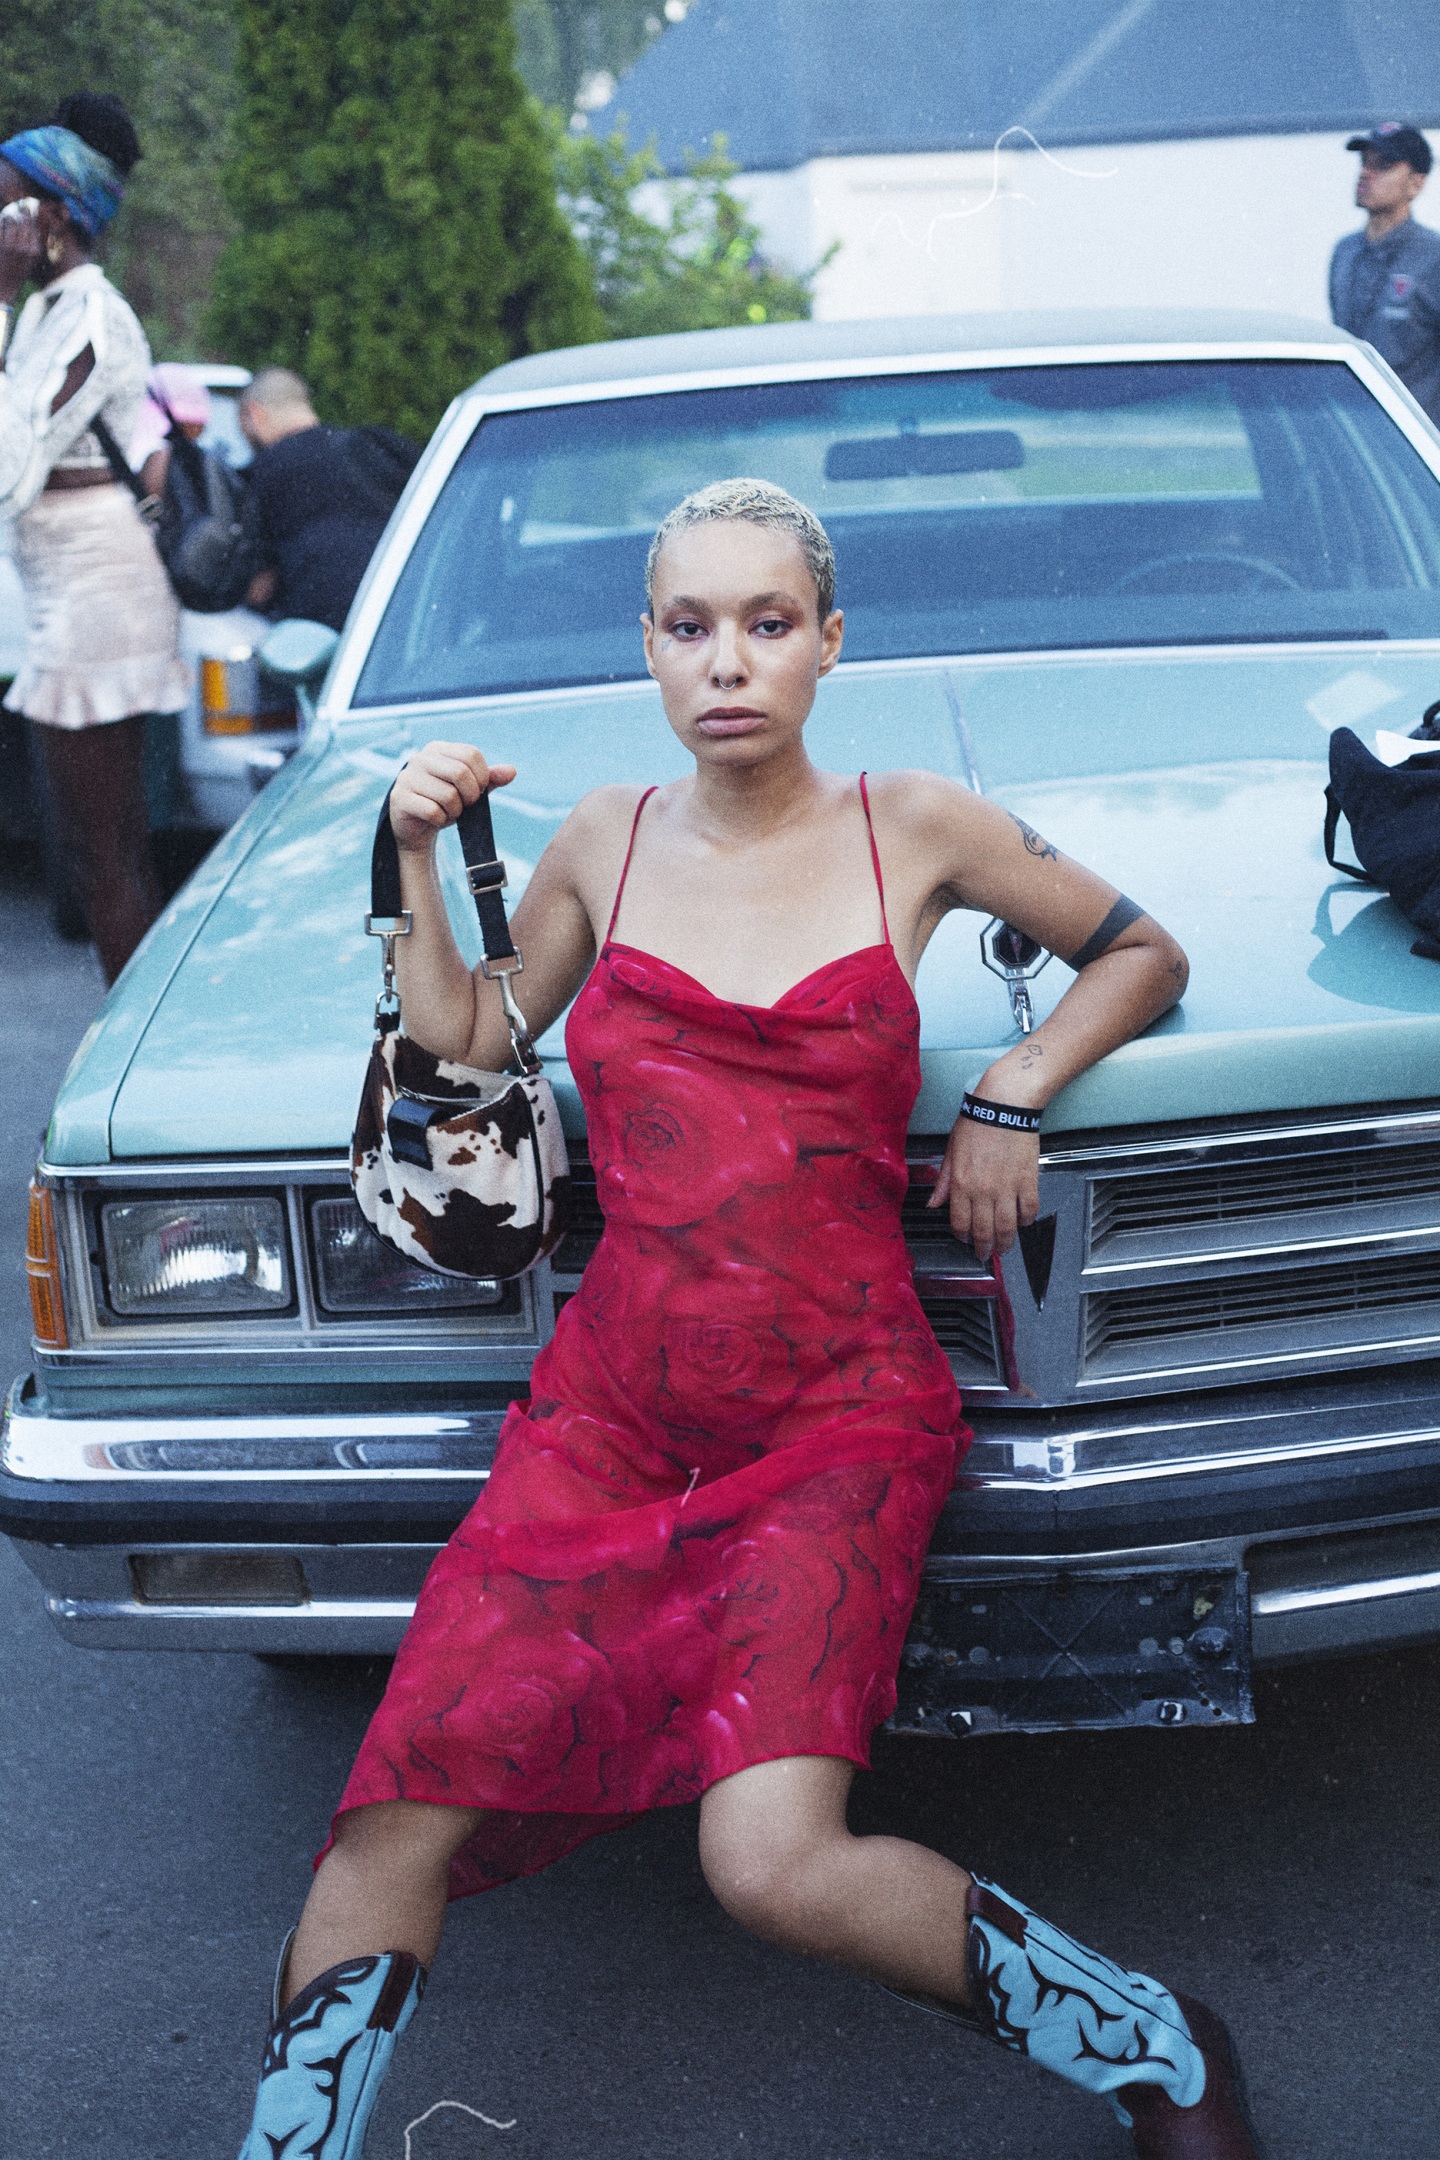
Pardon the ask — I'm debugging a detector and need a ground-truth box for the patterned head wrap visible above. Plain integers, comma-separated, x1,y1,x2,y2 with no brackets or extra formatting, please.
0,125,124,237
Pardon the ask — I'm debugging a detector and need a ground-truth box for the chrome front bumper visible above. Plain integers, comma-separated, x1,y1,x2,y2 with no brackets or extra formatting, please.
6,1376,1440,1669
22,1549,1440,1663
0,1389,504,1482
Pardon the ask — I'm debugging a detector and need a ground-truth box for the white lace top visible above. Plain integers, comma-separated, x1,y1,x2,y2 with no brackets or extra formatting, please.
0,262,151,517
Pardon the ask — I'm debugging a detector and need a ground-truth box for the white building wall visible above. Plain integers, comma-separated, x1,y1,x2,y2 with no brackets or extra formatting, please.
734,130,1421,323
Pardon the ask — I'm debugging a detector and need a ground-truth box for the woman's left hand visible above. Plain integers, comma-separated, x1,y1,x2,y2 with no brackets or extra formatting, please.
928,1115,1040,1262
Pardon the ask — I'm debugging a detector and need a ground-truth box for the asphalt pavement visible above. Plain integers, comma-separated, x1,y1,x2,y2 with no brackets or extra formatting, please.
2,858,1436,2160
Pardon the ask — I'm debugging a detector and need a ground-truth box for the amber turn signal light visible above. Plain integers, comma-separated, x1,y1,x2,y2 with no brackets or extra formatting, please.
200,654,295,737
26,1177,68,1349
201,655,256,736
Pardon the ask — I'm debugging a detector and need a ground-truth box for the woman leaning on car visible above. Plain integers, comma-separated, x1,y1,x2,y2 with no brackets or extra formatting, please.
0,92,188,983
232,478,1264,2160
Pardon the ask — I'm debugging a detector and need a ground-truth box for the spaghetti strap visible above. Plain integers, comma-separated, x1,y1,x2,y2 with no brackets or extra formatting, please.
606,786,659,942
857,772,891,944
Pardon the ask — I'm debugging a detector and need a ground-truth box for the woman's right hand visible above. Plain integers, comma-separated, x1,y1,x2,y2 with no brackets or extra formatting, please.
0,197,43,305
389,741,516,854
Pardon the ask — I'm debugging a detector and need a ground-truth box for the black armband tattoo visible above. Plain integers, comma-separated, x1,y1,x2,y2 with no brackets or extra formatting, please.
1066,895,1145,971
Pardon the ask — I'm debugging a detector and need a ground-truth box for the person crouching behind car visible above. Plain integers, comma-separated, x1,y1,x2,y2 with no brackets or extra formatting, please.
231,481,1265,2160
0,93,189,984
238,366,420,633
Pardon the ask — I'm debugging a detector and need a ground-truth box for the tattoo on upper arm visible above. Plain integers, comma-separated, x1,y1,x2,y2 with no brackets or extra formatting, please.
1008,812,1058,861
1068,894,1146,971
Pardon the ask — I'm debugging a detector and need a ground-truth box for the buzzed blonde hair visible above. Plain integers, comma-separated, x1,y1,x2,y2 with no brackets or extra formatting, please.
239,365,315,419
646,477,836,621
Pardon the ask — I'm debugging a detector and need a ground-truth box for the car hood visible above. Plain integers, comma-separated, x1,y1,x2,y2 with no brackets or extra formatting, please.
50,642,1440,1163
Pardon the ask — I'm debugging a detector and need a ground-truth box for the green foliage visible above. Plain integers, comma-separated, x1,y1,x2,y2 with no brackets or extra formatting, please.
555,126,827,341
512,0,665,116
0,0,236,356
3,0,822,389
0,0,116,139
208,0,602,440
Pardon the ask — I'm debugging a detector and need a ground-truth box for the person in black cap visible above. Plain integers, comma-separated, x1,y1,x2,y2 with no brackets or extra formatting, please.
1330,123,1440,425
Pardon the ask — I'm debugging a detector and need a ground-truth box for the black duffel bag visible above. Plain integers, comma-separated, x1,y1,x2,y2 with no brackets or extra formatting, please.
1324,710,1440,961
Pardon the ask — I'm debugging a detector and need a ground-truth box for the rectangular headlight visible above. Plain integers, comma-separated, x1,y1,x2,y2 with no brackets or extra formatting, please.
310,1196,504,1314
102,1198,290,1316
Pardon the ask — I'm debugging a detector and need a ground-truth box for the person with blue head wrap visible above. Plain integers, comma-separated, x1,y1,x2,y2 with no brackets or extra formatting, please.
0,122,125,239
0,92,190,982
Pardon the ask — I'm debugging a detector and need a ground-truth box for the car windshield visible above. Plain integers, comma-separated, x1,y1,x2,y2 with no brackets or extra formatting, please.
353,359,1440,705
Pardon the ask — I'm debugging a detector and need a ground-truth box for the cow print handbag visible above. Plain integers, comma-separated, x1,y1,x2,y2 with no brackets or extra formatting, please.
351,784,570,1279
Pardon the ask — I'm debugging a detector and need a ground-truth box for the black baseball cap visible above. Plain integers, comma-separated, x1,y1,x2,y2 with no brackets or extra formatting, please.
1346,122,1433,173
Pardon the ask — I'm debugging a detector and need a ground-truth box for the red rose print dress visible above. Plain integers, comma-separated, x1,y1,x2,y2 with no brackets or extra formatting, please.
332,777,969,1899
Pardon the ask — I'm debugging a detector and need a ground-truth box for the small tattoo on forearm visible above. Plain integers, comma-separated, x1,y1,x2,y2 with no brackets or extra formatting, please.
1008,812,1058,861
1019,1042,1044,1069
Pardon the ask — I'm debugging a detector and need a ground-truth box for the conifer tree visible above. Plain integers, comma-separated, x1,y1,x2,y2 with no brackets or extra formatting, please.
555,129,825,341
208,0,601,441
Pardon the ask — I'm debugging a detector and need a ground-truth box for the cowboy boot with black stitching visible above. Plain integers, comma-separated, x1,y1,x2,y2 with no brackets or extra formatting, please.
889,1878,1263,2158
236,1935,426,2160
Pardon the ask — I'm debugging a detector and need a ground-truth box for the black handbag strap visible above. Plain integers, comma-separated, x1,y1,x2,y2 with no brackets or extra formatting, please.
1322,783,1377,885
370,783,515,962
89,410,167,530
88,410,153,506
369,784,537,1070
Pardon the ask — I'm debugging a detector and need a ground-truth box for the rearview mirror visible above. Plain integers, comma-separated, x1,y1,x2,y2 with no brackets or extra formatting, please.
824,430,1024,482
259,618,339,687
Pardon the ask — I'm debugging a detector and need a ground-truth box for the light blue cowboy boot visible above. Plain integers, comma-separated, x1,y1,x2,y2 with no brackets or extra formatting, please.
237,1932,426,2160
891,1877,1262,2157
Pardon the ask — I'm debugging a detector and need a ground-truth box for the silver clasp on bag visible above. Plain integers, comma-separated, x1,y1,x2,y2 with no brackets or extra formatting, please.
480,947,542,1076
365,910,412,1018
980,918,1052,1036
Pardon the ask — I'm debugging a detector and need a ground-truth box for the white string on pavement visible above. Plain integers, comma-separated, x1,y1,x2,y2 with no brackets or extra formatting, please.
402,2098,518,2156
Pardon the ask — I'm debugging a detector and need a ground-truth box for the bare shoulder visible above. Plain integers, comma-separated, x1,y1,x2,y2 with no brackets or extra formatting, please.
860,767,991,842
860,768,1071,919
548,782,650,858
535,784,652,923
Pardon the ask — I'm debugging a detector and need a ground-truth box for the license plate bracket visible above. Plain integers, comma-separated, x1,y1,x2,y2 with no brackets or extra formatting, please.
890,1568,1253,1736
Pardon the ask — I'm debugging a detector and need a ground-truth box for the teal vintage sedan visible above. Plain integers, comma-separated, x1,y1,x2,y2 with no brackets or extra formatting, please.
7,308,1440,1735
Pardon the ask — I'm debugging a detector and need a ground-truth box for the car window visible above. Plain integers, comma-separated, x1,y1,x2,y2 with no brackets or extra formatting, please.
353,360,1440,705
200,390,253,469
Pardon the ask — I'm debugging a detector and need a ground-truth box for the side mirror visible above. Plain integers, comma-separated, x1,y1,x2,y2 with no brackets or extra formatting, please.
259,618,339,688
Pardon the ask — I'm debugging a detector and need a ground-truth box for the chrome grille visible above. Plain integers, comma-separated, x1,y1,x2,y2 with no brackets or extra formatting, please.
905,1174,1005,1384
917,1294,1002,1376
1091,1139,1440,1253
1084,1244,1440,1376
546,1121,1440,1402
552,1169,606,1272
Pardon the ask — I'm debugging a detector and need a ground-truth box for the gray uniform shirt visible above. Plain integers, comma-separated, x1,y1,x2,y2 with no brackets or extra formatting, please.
1330,215,1440,424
